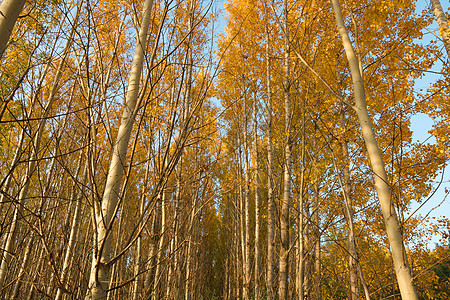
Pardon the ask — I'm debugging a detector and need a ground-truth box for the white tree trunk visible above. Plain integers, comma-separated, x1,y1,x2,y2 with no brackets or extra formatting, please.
0,0,26,59
313,181,321,300
431,0,450,57
253,91,260,300
279,0,291,298
331,1,418,299
242,88,251,300
295,112,305,300
264,3,275,299
85,0,154,298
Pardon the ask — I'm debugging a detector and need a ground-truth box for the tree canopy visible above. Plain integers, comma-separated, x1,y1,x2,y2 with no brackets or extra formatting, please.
0,0,448,299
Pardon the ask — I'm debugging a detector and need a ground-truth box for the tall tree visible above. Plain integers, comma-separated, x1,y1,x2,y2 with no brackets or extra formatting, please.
279,0,292,298
265,3,275,297
331,0,419,298
84,0,154,298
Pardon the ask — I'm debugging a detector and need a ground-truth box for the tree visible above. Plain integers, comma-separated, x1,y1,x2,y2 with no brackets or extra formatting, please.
430,0,450,57
331,0,419,298
84,0,154,298
0,0,27,59
0,0,448,299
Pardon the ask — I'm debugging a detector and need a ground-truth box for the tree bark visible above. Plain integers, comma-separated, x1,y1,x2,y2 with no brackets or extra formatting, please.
296,108,306,300
10,234,33,299
431,0,450,58
253,89,261,300
184,185,198,300
236,135,246,299
264,3,275,299
331,1,418,299
279,0,291,298
313,181,321,300
242,84,252,300
0,0,27,59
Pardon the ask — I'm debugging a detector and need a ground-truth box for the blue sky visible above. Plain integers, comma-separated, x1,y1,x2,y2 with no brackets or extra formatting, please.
408,0,449,247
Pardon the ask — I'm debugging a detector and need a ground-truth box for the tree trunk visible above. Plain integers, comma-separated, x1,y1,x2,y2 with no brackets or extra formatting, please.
133,147,152,300
253,90,261,300
152,187,167,300
331,1,418,299
143,204,160,294
313,181,321,300
296,97,306,300
242,88,252,300
264,3,275,299
173,173,182,300
0,0,27,59
431,0,450,57
11,235,33,299
84,1,153,298
279,0,291,298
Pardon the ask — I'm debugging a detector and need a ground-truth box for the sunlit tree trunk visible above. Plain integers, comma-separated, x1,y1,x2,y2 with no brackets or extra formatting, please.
296,98,306,300
85,0,154,298
253,89,261,300
331,1,418,299
236,167,245,299
265,3,275,299
0,0,27,59
342,138,360,300
242,87,252,300
313,180,321,300
303,205,311,299
236,135,246,299
279,0,291,298
431,0,450,57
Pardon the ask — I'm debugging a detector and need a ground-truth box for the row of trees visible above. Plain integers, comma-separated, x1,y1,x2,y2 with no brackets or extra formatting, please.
0,0,449,299
216,0,449,298
0,0,223,299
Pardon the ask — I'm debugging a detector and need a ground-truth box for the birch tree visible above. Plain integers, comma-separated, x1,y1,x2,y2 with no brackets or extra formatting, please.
85,0,154,298
279,0,292,298
430,0,450,57
0,0,27,59
331,0,419,298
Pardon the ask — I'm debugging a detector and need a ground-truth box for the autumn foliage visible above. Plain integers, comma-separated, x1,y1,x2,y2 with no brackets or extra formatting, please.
0,0,448,299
